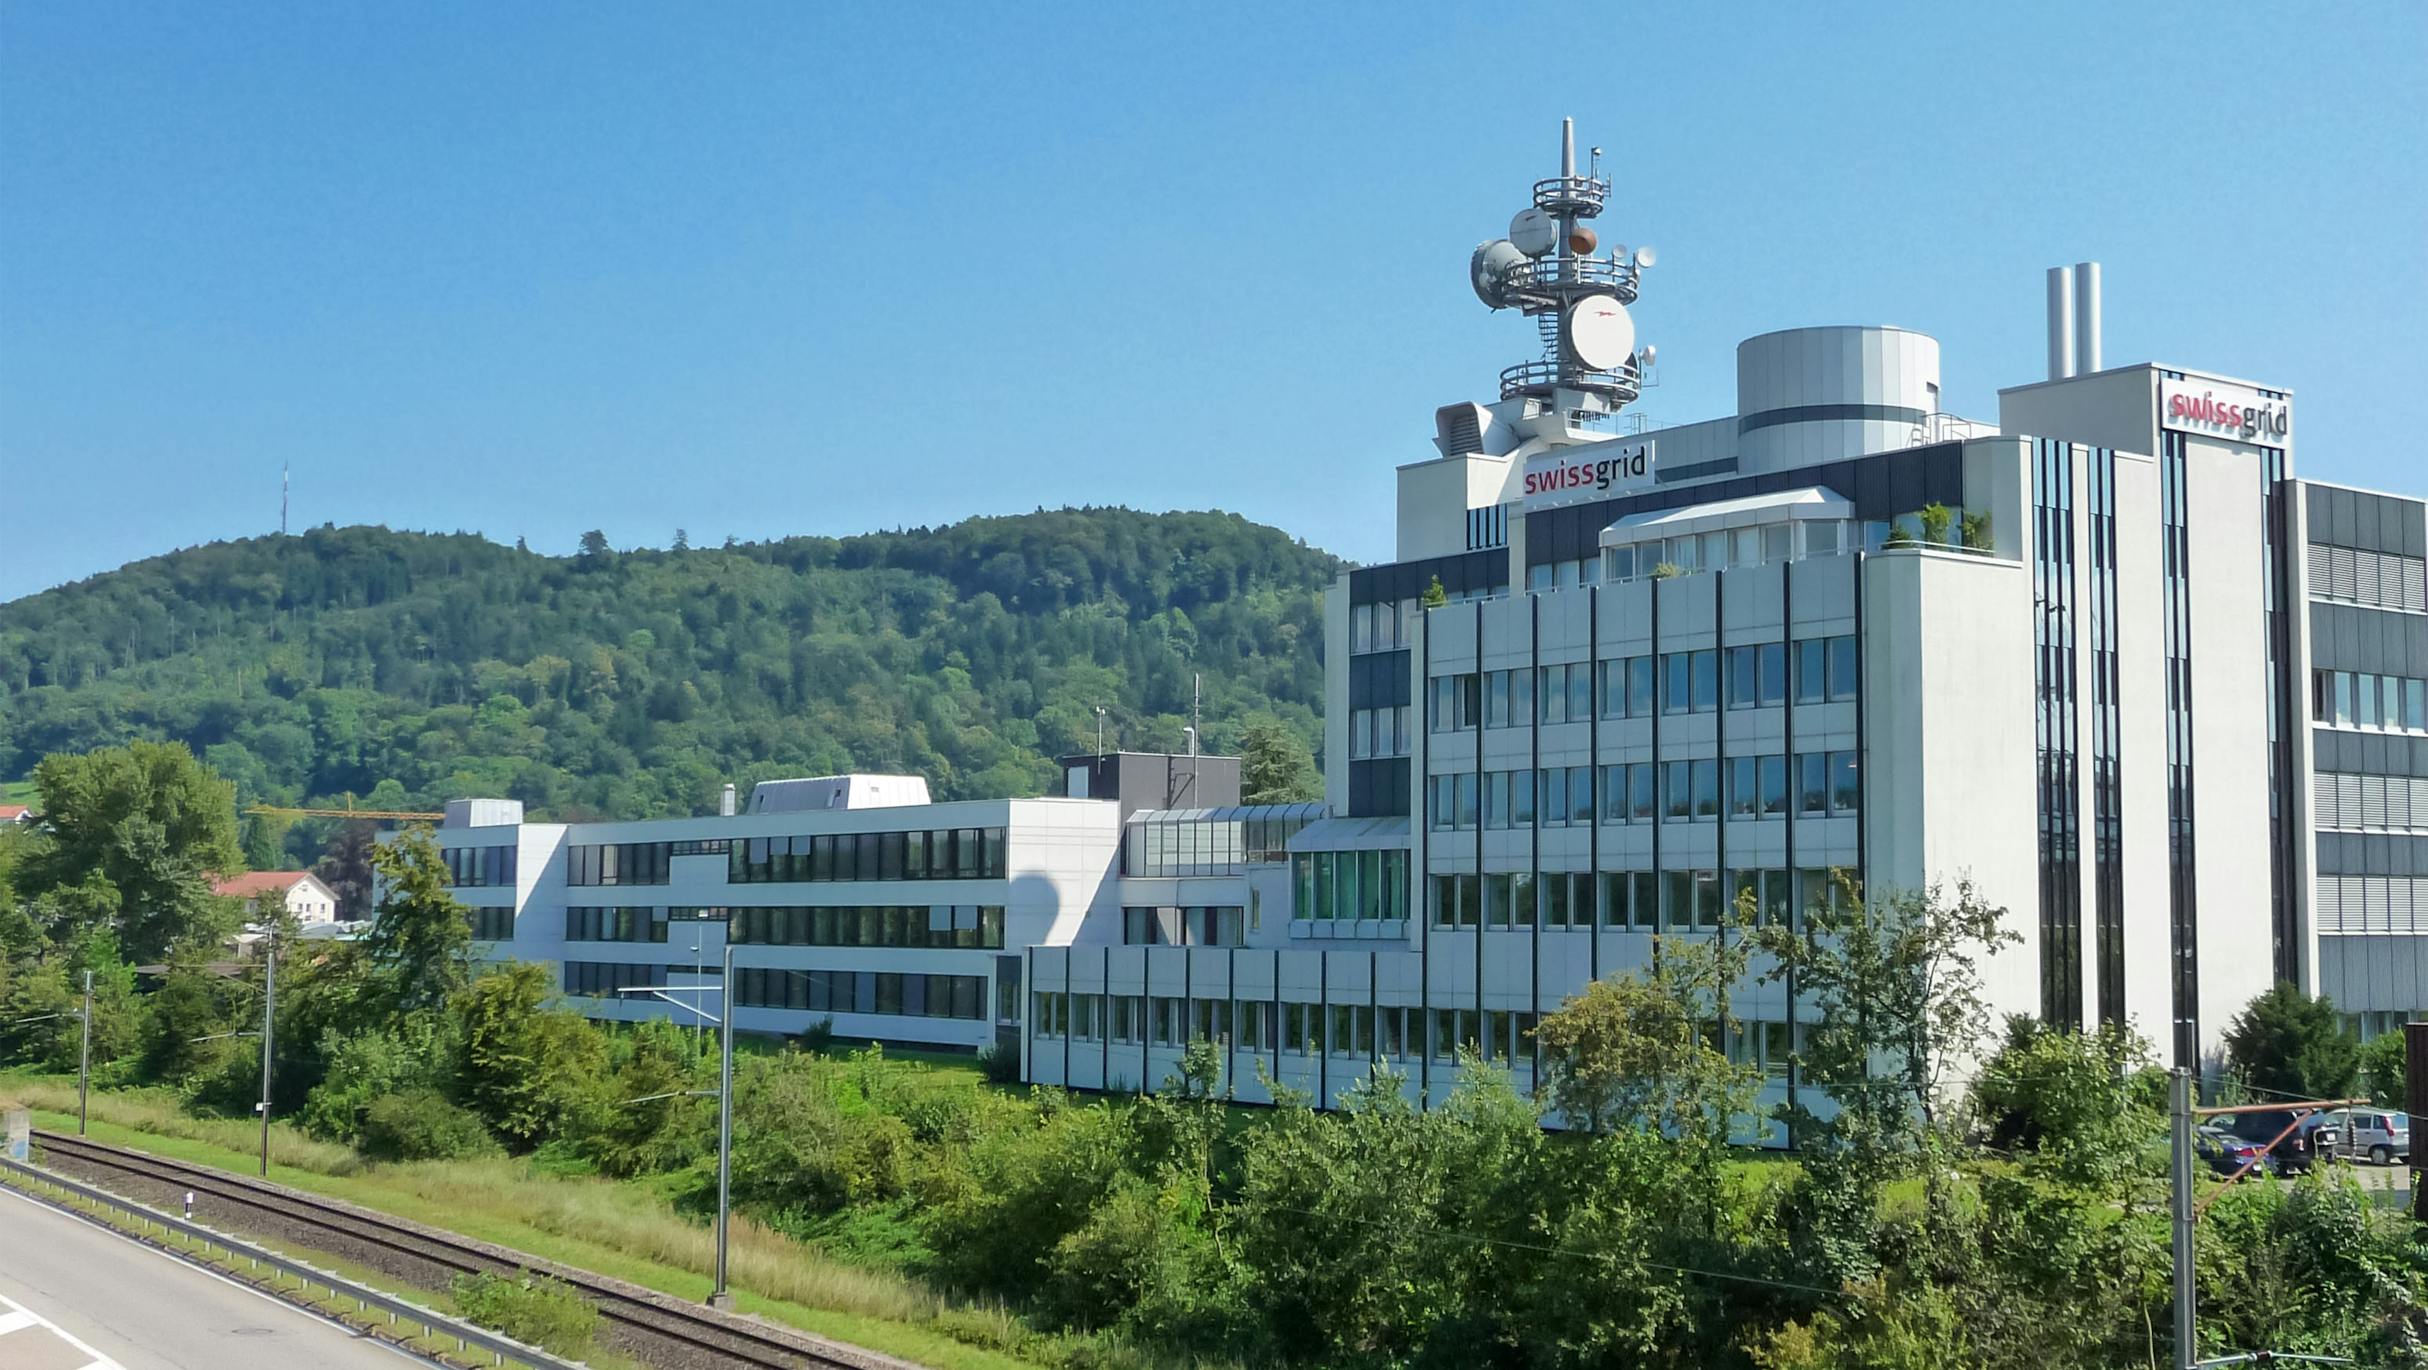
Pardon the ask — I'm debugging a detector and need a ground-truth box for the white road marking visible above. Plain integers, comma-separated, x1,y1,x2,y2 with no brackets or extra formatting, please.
0,1306,37,1334
0,1184,424,1364
0,1290,123,1368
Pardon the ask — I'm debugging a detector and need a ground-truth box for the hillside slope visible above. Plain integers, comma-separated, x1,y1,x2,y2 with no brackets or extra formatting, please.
0,510,1339,824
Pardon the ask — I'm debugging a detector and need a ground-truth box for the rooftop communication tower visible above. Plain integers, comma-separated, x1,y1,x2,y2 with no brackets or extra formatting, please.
1468,118,1655,422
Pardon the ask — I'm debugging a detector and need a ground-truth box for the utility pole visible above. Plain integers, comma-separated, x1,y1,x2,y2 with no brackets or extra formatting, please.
257,936,276,1177
2408,1022,2428,1225
2170,1066,2195,1370
77,972,92,1136
711,940,735,1310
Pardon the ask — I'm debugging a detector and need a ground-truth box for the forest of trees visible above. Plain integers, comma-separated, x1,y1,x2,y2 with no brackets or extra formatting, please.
0,510,1337,857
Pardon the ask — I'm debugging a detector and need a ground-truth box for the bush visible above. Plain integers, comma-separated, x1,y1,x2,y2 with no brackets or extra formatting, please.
977,1040,1020,1085
359,1088,499,1162
451,1270,598,1356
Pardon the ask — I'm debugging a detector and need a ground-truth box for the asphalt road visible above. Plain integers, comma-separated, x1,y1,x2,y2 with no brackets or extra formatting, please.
0,1187,421,1370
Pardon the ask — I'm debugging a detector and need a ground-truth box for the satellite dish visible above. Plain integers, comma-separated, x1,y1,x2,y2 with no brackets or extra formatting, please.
1470,240,1527,307
1632,244,1658,270
1565,294,1634,371
1510,207,1558,258
1566,226,1598,255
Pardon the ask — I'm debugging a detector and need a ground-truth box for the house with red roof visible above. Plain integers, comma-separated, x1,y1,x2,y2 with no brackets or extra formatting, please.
0,804,32,825
212,870,340,926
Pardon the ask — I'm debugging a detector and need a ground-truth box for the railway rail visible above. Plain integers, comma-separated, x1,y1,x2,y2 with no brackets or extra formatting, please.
29,1129,916,1370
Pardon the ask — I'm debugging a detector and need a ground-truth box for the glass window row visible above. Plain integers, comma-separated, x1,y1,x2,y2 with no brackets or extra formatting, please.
723,903,1006,950
560,960,694,997
1350,597,1421,655
445,844,518,888
469,906,514,940
731,827,1008,884
567,842,669,887
1347,705,1412,759
1123,905,1248,947
1428,865,1850,931
1427,751,1854,831
1291,849,1411,923
2312,668,2428,734
1434,636,1853,734
565,905,667,943
737,968,986,1020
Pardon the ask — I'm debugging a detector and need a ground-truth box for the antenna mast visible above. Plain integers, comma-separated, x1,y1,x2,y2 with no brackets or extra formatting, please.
281,463,289,536
1466,117,1655,423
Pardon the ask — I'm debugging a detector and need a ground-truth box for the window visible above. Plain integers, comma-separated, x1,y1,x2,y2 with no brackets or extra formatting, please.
1235,1000,1269,1050
1795,639,1827,704
1431,873,1481,928
1598,654,1653,719
1599,870,1658,928
1730,756,1786,819
1826,635,1860,701
1484,770,1510,829
1830,751,1861,813
470,906,515,940
1540,871,1591,928
1540,767,1569,826
1664,759,1719,821
1797,752,1830,815
730,829,1008,884
1662,869,1722,930
1283,1002,1313,1053
1432,673,1483,732
1538,663,1572,724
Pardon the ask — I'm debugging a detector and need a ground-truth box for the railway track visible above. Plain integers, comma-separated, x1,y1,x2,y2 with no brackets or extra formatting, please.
29,1129,914,1370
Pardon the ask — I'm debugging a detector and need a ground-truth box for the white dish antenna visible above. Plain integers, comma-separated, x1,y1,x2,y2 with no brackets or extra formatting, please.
1564,294,1634,371
1470,240,1527,308
1509,207,1558,258
1631,244,1658,270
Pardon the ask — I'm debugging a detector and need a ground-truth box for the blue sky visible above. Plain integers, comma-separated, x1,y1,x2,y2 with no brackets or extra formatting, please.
2,3,2421,601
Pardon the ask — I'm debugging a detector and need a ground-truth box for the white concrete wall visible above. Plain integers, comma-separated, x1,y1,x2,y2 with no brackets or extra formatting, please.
1861,548,2042,1038
2183,437,2277,1058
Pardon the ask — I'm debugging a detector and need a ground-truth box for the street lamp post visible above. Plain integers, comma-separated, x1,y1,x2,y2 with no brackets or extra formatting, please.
712,940,734,1310
77,971,92,1136
614,929,735,1310
257,935,276,1177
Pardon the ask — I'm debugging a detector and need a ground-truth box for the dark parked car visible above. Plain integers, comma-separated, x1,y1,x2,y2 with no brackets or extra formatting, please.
2227,1109,2336,1175
2195,1125,2273,1177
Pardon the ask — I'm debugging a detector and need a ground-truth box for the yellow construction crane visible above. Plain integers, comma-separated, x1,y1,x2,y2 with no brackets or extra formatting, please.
245,802,443,822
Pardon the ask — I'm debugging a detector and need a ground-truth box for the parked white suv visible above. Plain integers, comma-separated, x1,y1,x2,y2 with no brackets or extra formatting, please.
2320,1109,2410,1165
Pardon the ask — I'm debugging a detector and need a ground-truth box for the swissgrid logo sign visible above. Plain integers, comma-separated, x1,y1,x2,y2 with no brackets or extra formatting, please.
2160,376,2291,447
1521,441,1655,510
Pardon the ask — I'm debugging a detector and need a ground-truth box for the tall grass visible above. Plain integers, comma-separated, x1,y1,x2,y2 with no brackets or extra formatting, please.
0,1074,1206,1370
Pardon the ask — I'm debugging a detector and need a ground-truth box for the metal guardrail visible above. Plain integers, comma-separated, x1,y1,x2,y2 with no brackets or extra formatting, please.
0,1152,587,1370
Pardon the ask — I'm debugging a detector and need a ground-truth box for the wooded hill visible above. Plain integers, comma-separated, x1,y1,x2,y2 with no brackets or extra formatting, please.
0,510,1339,834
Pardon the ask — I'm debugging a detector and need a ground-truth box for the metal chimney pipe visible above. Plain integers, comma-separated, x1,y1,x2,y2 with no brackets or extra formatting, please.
2073,261,2101,375
2047,265,2076,380
719,782,736,817
1561,117,1574,178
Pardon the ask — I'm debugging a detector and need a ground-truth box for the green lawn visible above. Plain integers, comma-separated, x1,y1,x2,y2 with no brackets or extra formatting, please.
4,1080,1051,1370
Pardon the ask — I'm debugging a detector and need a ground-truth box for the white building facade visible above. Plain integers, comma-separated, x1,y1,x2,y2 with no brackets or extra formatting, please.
427,126,2407,1132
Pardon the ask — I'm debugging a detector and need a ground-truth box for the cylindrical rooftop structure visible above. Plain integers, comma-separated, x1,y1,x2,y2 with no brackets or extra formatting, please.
1734,325,1942,474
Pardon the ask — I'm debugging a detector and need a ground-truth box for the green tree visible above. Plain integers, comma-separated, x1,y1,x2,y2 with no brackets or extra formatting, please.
1421,575,1447,608
1239,716,1319,804
1753,873,2014,1283
2222,982,2362,1101
364,828,472,1013
19,742,243,960
1969,1016,2162,1186
452,963,607,1148
1534,921,1759,1144
2357,1028,2410,1107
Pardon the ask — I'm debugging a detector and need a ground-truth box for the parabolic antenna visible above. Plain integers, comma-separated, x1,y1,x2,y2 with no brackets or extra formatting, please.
1565,294,1635,371
1509,206,1558,258
1632,244,1658,270
1470,240,1527,307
